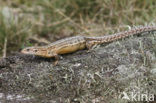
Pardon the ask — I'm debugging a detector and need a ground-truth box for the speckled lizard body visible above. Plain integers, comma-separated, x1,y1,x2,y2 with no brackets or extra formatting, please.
21,26,156,64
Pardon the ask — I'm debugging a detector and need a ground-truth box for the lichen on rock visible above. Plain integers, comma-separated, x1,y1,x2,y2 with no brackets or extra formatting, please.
0,32,156,103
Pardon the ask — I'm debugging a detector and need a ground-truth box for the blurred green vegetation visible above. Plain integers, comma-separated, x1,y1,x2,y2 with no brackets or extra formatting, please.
0,0,156,57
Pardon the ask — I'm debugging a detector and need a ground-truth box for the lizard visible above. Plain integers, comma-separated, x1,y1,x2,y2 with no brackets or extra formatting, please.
21,26,156,64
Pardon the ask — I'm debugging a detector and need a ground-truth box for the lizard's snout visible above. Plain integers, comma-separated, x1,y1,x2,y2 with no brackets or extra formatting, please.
21,47,34,54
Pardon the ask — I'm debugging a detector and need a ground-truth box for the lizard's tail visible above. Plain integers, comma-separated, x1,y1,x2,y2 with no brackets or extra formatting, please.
88,26,156,43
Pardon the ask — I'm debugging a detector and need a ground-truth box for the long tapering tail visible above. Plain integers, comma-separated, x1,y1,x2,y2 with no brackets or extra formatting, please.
87,26,156,43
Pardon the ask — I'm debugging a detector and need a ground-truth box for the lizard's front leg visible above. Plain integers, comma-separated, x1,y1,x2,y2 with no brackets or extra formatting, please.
48,51,59,65
54,54,59,65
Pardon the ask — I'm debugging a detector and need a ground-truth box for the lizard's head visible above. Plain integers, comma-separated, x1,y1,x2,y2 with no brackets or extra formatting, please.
21,47,52,58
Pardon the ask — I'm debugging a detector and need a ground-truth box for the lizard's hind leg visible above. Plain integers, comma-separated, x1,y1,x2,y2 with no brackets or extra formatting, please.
53,55,59,65
86,41,99,53
86,41,95,49
86,40,101,49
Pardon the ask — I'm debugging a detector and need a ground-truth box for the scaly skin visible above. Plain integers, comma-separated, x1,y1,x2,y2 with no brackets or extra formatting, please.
21,26,156,64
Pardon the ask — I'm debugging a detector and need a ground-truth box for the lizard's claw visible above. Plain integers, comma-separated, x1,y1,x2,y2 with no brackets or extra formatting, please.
53,55,59,66
53,60,58,66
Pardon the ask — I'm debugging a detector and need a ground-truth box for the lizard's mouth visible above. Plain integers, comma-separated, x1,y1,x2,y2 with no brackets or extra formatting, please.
21,47,50,58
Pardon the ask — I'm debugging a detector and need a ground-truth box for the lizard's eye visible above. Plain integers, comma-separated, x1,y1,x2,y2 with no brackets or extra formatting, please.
26,49,30,51
34,50,38,52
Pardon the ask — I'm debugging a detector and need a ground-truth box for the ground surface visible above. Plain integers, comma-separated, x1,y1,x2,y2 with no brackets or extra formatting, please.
0,32,156,103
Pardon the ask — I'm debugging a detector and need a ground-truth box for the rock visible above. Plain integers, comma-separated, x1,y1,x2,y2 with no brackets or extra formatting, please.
0,32,156,103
